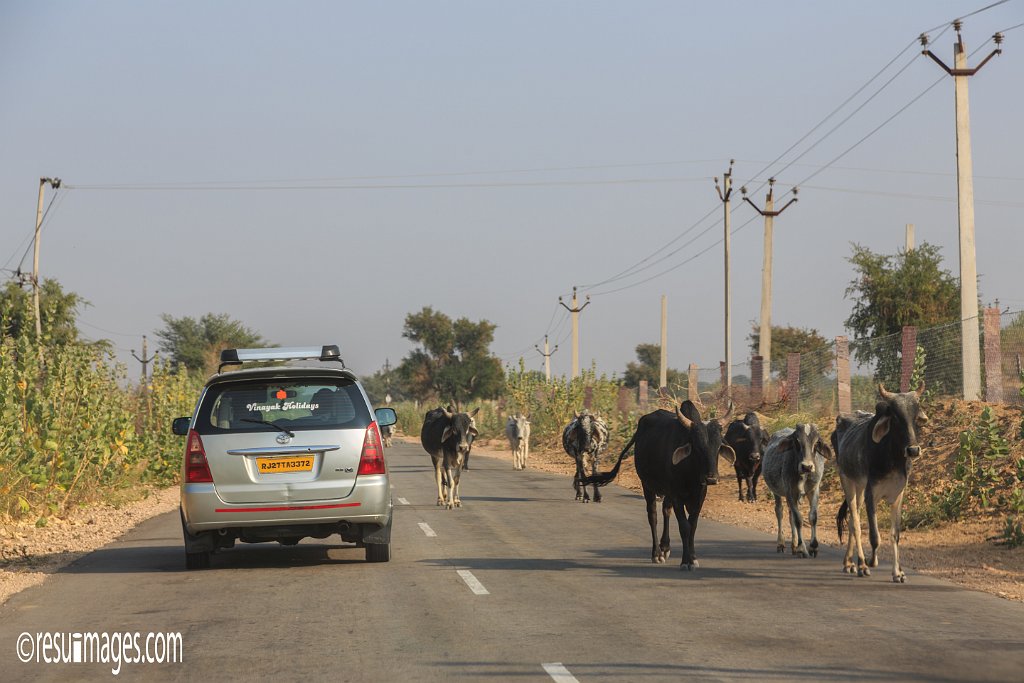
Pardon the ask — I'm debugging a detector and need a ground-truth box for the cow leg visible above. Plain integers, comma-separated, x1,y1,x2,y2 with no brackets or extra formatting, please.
774,494,786,553
751,467,761,502
683,495,705,569
736,472,745,502
789,496,808,558
808,486,820,557
523,439,529,470
851,489,869,576
443,464,455,509
573,457,587,501
641,485,663,563
659,496,673,562
591,452,602,503
452,467,462,508
891,491,906,583
839,476,866,574
865,486,881,568
672,503,695,570
433,457,445,507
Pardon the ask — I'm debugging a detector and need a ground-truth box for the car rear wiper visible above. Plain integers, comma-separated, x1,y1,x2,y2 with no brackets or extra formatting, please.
241,418,295,438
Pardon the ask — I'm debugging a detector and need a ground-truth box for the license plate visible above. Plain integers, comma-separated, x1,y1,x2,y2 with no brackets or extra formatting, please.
256,455,314,474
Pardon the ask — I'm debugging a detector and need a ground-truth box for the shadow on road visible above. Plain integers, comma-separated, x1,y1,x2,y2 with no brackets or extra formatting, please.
53,542,369,574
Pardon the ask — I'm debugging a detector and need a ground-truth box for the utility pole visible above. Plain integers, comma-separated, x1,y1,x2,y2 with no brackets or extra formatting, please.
383,358,393,404
659,295,668,390
558,286,590,379
742,178,799,392
921,22,1002,401
905,223,915,252
131,335,158,386
534,335,559,382
714,160,735,389
32,177,62,344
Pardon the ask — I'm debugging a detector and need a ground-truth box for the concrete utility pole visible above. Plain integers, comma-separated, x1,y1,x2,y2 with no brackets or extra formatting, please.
131,335,158,386
921,22,1002,401
558,287,590,379
714,160,735,388
32,177,62,343
534,335,559,382
659,295,668,390
742,178,798,391
905,223,915,251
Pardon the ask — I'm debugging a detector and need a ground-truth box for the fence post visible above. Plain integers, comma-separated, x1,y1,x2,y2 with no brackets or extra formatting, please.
836,336,851,413
638,380,648,412
688,364,699,403
617,386,631,414
900,325,918,392
719,361,728,394
787,353,801,411
751,356,764,405
984,307,1003,403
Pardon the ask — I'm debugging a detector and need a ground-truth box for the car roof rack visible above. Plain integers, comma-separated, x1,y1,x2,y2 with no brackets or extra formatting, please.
218,345,344,373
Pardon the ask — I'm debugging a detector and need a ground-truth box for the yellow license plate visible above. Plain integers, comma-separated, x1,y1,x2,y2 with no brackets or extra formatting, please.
256,455,314,474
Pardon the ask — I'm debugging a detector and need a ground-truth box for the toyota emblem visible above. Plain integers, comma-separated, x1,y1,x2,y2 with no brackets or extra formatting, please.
276,432,291,444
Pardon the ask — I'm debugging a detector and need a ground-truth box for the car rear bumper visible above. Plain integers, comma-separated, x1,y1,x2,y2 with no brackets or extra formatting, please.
181,474,392,532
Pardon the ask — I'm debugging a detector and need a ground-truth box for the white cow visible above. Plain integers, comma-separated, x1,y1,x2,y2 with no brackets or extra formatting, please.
505,414,531,470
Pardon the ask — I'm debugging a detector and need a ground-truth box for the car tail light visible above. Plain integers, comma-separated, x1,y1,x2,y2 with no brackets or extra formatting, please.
185,429,214,483
357,422,386,475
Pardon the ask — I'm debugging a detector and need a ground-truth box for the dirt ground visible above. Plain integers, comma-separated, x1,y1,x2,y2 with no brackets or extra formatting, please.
0,487,179,606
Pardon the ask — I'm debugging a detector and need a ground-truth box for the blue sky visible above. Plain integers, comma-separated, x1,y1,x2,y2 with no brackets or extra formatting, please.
2,1,1022,380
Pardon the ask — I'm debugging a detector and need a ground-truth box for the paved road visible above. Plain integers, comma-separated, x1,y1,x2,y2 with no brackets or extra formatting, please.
2,440,1023,682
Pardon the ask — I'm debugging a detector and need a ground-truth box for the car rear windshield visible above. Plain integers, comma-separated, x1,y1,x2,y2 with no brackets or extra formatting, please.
195,378,371,434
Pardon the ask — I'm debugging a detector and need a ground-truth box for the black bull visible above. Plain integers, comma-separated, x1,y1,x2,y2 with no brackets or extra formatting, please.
581,401,736,570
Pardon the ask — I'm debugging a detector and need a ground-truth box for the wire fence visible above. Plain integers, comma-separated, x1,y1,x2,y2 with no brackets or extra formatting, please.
632,308,1024,419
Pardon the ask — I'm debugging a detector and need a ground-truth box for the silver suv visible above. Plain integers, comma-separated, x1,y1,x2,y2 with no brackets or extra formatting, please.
172,345,397,570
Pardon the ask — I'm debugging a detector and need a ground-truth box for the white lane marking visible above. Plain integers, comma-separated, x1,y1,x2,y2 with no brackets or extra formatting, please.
397,497,409,505
542,663,579,682
456,569,489,595
418,522,436,537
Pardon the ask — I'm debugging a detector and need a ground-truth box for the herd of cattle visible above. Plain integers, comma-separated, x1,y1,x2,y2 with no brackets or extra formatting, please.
418,382,928,583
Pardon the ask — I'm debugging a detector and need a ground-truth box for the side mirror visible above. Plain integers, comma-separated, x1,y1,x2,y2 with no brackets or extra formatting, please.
172,417,191,436
375,407,398,427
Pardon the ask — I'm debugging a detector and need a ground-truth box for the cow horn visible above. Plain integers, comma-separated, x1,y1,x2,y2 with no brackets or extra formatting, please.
915,380,926,397
675,405,694,429
717,400,735,426
878,383,896,400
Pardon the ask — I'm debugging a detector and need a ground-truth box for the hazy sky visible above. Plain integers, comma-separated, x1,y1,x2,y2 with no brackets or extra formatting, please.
2,1,1022,382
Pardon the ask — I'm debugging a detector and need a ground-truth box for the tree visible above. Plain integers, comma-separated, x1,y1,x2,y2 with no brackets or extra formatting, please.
747,324,831,380
397,307,503,404
0,278,85,345
844,242,961,390
622,343,684,389
359,366,407,405
155,313,265,374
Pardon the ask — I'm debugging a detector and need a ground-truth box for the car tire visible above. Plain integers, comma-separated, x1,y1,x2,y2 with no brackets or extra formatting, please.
365,542,390,563
185,550,211,570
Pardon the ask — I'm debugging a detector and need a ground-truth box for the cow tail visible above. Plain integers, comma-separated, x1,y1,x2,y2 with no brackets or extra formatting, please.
580,434,636,488
836,500,848,543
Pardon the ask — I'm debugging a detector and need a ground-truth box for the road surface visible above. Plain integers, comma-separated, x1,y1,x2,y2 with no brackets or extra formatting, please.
2,440,1022,681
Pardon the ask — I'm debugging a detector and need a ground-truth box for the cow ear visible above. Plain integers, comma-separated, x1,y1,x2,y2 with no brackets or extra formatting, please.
441,426,454,443
468,427,478,437
776,437,793,453
469,407,480,418
916,411,929,427
761,433,770,449
719,444,736,465
871,416,891,443
814,439,834,460
671,444,692,466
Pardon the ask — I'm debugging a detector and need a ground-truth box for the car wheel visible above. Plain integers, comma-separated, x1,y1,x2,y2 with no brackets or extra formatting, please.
365,542,390,563
185,550,211,570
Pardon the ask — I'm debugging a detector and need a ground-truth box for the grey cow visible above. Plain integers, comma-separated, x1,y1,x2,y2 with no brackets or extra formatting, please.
505,414,531,470
562,410,609,502
761,423,833,557
835,383,928,582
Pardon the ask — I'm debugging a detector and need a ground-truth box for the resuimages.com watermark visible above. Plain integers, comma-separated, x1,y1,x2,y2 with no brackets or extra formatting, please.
16,630,183,675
